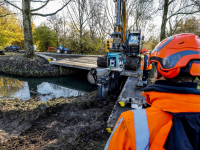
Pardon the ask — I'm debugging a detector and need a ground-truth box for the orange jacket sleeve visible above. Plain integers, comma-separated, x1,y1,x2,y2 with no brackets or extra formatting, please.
105,111,136,150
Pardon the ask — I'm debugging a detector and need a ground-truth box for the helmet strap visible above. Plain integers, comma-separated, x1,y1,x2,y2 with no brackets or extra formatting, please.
156,67,162,79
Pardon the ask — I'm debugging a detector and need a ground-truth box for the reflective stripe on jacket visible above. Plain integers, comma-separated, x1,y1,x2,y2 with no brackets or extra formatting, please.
105,109,150,150
105,81,200,150
141,54,152,70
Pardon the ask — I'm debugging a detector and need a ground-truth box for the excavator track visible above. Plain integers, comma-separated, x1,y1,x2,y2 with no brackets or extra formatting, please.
97,55,141,70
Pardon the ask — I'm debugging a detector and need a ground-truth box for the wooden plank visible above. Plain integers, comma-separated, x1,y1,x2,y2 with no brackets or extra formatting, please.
63,58,97,64
67,57,98,60
52,59,97,65
66,58,98,62
53,60,97,67
51,61,96,67
50,61,97,70
50,59,141,77
36,52,103,57
46,54,142,77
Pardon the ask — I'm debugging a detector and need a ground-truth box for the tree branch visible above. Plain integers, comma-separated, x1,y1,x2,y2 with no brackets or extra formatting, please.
168,0,176,5
67,5,80,32
30,0,53,2
31,0,72,16
192,0,200,10
3,0,22,11
31,0,50,12
0,13,16,17
168,11,199,20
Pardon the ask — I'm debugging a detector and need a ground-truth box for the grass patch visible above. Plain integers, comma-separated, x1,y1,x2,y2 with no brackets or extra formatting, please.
2,52,24,57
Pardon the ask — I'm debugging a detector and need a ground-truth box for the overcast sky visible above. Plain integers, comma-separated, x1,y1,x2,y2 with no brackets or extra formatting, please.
6,0,199,39
3,0,163,40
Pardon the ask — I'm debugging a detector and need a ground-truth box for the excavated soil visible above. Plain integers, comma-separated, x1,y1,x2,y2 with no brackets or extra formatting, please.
0,91,114,150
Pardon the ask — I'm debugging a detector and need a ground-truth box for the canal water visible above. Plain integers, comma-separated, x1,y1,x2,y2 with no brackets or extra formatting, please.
0,74,95,101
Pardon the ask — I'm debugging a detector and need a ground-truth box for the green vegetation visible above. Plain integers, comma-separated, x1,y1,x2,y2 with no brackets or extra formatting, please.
0,52,24,57
66,33,103,54
33,25,58,52
195,77,200,89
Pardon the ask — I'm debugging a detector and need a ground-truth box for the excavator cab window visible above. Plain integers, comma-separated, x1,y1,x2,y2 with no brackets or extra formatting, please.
128,34,140,45
128,33,140,53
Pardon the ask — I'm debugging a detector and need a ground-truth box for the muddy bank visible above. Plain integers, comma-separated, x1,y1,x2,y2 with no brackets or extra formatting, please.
0,91,114,150
0,55,83,77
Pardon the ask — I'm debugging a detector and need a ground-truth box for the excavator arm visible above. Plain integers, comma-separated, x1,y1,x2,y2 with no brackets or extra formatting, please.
110,0,127,52
114,0,127,42
93,0,144,130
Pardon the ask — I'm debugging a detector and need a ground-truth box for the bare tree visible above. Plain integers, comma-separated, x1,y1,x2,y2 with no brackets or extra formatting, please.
159,0,199,41
192,0,200,10
87,0,111,42
87,0,100,39
167,17,200,36
94,0,155,42
3,0,72,58
128,0,154,31
91,0,115,44
167,15,184,36
67,0,96,53
47,15,64,46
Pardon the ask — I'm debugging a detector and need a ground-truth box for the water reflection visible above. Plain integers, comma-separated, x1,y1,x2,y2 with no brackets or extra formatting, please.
0,77,30,100
0,75,94,101
37,82,84,101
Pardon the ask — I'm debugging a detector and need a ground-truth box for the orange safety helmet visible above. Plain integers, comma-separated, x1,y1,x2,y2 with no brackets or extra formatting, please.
142,48,148,53
148,33,200,78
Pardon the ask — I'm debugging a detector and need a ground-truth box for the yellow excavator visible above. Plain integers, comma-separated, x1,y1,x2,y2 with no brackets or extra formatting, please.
97,0,143,71
89,0,145,131
96,0,143,92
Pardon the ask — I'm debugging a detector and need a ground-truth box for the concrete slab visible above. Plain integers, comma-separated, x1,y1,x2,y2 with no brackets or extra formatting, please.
107,76,146,129
118,76,145,106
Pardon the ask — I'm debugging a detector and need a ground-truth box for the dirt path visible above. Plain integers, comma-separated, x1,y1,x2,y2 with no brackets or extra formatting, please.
0,91,114,150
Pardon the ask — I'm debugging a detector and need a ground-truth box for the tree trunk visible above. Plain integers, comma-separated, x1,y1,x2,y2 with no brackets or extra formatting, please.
160,0,169,41
22,0,35,58
80,25,83,54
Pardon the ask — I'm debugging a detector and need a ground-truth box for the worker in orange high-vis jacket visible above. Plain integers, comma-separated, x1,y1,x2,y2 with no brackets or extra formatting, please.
105,33,200,150
141,48,152,88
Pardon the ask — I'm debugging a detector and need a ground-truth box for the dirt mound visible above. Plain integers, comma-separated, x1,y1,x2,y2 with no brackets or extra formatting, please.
0,91,114,150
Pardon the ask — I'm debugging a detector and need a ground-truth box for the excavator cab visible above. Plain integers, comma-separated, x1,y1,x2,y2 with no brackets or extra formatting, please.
126,31,143,55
